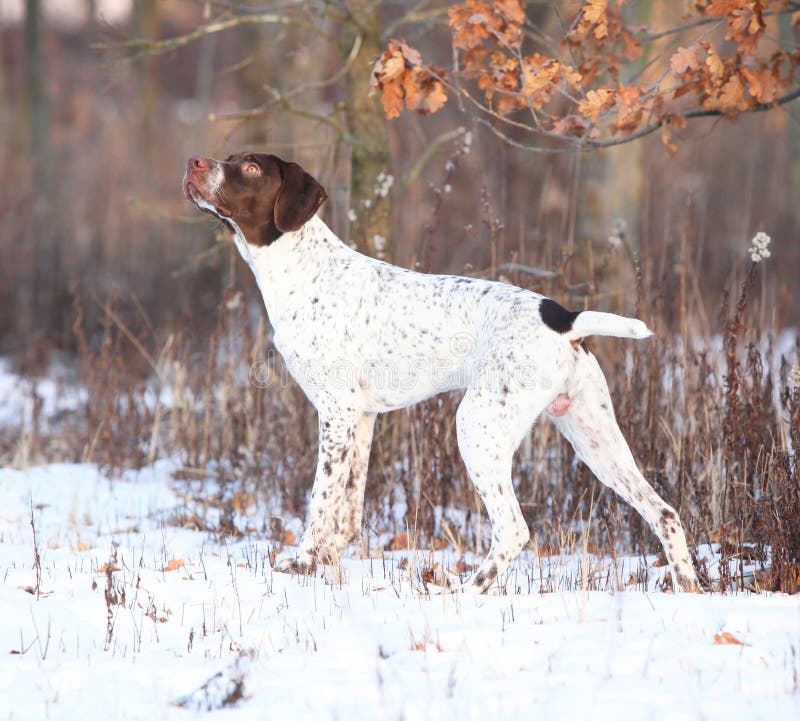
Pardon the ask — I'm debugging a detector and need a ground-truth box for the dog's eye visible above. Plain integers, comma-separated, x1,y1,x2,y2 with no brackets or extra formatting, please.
243,162,261,176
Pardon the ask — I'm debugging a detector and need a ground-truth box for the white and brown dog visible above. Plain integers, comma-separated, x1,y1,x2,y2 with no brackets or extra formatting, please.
183,152,699,593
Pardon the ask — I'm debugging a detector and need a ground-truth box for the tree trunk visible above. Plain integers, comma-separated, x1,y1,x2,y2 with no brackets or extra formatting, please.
24,0,51,340
135,0,159,159
343,1,394,262
25,0,48,187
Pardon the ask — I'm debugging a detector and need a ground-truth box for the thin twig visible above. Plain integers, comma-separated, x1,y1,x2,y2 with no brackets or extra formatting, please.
400,126,467,190
635,5,800,42
471,262,560,280
94,298,163,382
209,33,363,122
91,12,337,55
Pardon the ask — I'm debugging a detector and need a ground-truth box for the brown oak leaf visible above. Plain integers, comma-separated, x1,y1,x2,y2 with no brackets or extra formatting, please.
718,73,751,114
705,44,726,80
670,45,701,76
449,0,524,50
372,41,448,119
552,114,591,138
740,66,779,103
578,88,615,120
613,85,644,134
582,0,609,40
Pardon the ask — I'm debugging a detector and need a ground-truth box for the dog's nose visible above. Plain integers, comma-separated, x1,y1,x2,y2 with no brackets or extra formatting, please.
188,155,210,172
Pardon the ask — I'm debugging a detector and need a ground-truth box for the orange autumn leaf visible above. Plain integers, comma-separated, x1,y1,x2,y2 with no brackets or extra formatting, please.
521,56,582,109
718,73,750,114
163,558,185,572
661,124,677,154
281,529,297,546
521,60,555,108
578,88,615,120
713,631,744,645
705,45,726,80
449,2,494,50
375,52,405,84
379,78,406,120
449,0,524,50
728,3,766,39
670,45,701,76
372,41,417,119
409,73,448,115
421,563,439,584
709,0,766,54
495,0,525,25
740,66,779,103
98,563,120,573
581,0,609,40
371,40,447,119
613,85,645,134
660,113,688,154
551,113,591,138
619,29,644,62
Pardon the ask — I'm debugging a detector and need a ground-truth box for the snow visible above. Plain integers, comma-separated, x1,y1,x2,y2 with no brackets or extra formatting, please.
0,358,86,431
1,461,799,720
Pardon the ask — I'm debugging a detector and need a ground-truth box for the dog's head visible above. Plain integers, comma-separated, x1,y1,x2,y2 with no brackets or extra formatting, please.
183,153,328,246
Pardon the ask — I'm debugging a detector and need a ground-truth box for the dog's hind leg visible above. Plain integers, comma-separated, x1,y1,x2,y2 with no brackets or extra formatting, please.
551,348,700,592
451,384,542,593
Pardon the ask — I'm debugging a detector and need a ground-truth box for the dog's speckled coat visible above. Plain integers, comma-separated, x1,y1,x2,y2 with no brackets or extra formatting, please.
183,152,700,593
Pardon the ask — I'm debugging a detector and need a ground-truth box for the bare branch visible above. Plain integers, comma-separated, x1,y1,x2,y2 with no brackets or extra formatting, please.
382,0,450,40
209,33,363,121
635,5,800,42
460,83,800,155
581,87,800,150
267,94,359,145
400,126,467,190
471,262,559,279
91,12,338,56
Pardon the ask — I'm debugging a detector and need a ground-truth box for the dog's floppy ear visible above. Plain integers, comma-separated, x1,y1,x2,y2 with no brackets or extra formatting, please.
274,161,328,233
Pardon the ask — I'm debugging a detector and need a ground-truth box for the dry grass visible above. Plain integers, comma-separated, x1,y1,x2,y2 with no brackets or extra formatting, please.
3,199,797,595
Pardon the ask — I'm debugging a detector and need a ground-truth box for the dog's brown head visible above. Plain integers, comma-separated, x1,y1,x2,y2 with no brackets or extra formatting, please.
183,153,328,246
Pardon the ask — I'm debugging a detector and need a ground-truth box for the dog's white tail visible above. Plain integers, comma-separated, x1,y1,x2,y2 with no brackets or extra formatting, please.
569,311,652,341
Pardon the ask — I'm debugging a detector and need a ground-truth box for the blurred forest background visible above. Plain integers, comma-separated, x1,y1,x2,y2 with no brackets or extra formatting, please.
1,1,798,591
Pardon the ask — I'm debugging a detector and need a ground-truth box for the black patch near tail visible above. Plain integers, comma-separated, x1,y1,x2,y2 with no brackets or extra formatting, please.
539,298,579,334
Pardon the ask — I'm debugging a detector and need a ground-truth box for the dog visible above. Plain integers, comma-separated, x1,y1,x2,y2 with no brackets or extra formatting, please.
183,152,700,594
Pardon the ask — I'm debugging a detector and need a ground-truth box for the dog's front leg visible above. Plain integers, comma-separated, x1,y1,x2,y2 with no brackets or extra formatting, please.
275,407,361,575
337,412,377,546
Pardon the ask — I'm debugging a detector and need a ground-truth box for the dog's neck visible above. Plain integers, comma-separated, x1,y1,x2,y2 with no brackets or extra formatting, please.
230,214,345,263
231,214,354,327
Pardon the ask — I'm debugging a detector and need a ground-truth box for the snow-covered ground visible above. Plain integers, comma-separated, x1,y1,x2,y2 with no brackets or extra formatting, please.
1,461,799,720
0,358,86,431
